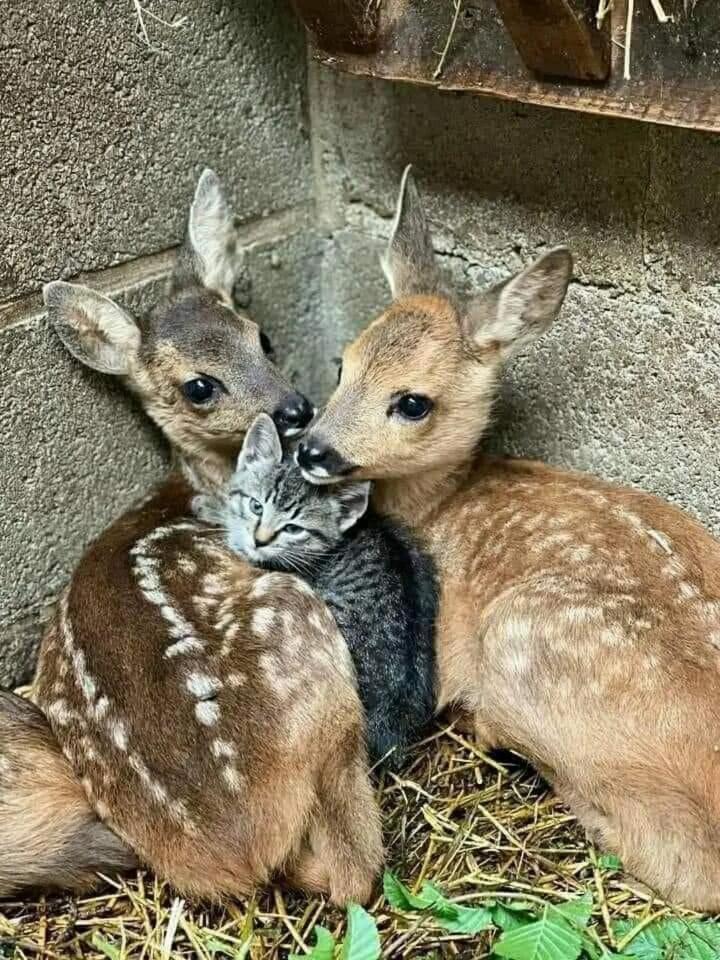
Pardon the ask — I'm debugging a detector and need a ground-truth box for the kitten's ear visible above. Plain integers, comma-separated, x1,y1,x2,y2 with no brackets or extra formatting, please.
237,413,283,472
337,481,371,533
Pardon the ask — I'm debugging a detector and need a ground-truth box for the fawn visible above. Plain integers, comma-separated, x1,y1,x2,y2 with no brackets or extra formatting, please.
0,169,382,903
297,166,720,912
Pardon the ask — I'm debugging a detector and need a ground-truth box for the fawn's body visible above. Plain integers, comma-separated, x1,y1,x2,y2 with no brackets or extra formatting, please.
298,168,720,911
0,170,382,902
398,456,720,910
33,477,379,901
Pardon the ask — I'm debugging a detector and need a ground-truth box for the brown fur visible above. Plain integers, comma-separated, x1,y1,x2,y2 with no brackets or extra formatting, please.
0,690,136,896
1,169,382,903
302,168,720,911
33,480,381,902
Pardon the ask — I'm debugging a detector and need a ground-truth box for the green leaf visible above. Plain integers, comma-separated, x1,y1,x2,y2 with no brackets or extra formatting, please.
436,905,496,935
492,904,536,932
383,871,435,911
341,905,380,960
598,854,623,871
91,935,121,960
290,926,336,960
492,907,583,960
550,894,594,929
614,917,720,960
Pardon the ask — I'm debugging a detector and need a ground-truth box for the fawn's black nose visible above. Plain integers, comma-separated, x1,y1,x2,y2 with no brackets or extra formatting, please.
296,439,353,478
272,393,314,436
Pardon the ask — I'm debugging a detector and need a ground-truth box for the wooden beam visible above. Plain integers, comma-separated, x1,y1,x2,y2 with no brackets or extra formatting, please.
290,0,379,55
494,0,610,81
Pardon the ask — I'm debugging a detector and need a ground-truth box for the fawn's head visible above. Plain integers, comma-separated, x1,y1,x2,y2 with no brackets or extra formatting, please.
298,167,572,484
44,170,312,475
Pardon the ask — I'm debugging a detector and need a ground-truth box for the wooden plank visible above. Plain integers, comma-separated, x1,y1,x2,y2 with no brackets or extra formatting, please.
290,0,379,54
494,0,609,81
303,0,720,134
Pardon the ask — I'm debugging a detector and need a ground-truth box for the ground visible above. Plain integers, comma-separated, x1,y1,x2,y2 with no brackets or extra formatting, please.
0,723,709,959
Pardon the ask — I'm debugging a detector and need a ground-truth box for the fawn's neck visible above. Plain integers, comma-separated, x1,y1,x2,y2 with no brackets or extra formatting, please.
177,448,236,495
371,460,473,530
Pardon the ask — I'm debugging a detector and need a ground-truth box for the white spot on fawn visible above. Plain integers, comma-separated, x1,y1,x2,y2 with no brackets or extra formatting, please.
195,700,220,726
222,764,243,792
165,637,205,659
227,672,246,688
186,671,222,699
212,738,236,759
111,721,128,751
647,529,673,555
252,607,275,637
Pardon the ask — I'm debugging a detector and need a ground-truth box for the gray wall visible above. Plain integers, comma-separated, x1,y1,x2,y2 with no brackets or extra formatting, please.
4,2,720,685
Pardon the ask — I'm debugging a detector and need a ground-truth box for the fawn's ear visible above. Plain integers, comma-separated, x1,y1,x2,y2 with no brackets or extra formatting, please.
336,481,371,533
236,413,283,472
381,165,441,299
44,281,141,375
464,248,573,359
171,168,247,302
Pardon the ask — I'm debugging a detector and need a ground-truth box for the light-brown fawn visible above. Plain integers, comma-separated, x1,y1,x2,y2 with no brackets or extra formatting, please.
0,169,382,904
297,166,720,912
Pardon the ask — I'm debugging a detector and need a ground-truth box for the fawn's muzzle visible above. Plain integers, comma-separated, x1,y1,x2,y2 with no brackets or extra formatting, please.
272,393,314,437
296,438,354,481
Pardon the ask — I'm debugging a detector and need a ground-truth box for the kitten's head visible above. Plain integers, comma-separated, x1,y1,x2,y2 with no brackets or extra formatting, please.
219,413,371,570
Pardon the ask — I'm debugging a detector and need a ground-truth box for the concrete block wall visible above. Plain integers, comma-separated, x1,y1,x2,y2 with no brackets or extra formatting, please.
1,0,319,685
4,2,720,685
310,69,720,535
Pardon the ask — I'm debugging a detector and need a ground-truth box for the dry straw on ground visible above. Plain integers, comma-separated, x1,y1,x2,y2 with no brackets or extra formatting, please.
0,722,708,959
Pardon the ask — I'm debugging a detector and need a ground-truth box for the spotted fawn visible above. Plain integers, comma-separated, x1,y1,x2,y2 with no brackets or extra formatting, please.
0,169,382,904
297,166,720,912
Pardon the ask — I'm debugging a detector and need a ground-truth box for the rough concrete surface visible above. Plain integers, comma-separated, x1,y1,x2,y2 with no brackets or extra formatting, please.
0,0,311,302
310,66,720,535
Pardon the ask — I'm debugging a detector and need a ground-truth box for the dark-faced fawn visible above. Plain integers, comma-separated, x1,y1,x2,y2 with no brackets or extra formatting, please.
298,166,720,912
0,170,382,904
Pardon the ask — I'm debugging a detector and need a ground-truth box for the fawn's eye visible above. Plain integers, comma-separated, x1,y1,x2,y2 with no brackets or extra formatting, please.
392,393,433,421
284,523,303,535
182,376,221,405
248,498,263,516
260,332,274,357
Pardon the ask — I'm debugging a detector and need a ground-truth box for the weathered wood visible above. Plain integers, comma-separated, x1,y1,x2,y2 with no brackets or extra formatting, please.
494,0,610,81
290,0,379,54
306,0,720,135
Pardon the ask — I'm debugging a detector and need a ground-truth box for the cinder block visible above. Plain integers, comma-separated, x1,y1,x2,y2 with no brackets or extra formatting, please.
1,0,311,302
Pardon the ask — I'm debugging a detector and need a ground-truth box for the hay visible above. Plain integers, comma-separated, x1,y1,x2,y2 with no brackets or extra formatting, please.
0,722,707,959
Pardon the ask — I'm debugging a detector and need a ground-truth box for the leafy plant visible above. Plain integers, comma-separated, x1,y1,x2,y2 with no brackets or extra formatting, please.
614,917,720,960
290,905,380,960
384,871,618,960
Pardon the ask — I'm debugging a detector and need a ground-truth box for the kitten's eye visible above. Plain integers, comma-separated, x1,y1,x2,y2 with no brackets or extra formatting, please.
260,332,274,357
284,523,303,535
182,376,223,406
391,393,433,421
248,498,263,516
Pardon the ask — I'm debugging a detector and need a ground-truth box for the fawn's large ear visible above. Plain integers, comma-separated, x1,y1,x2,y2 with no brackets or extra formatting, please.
464,248,573,359
171,168,247,302
381,166,440,299
44,281,141,375
336,481,371,533
236,413,283,472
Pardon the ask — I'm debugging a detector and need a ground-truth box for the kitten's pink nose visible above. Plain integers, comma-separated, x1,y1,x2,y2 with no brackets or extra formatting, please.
254,526,273,546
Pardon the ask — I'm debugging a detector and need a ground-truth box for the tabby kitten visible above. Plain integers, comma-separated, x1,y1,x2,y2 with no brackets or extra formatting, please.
194,413,438,769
